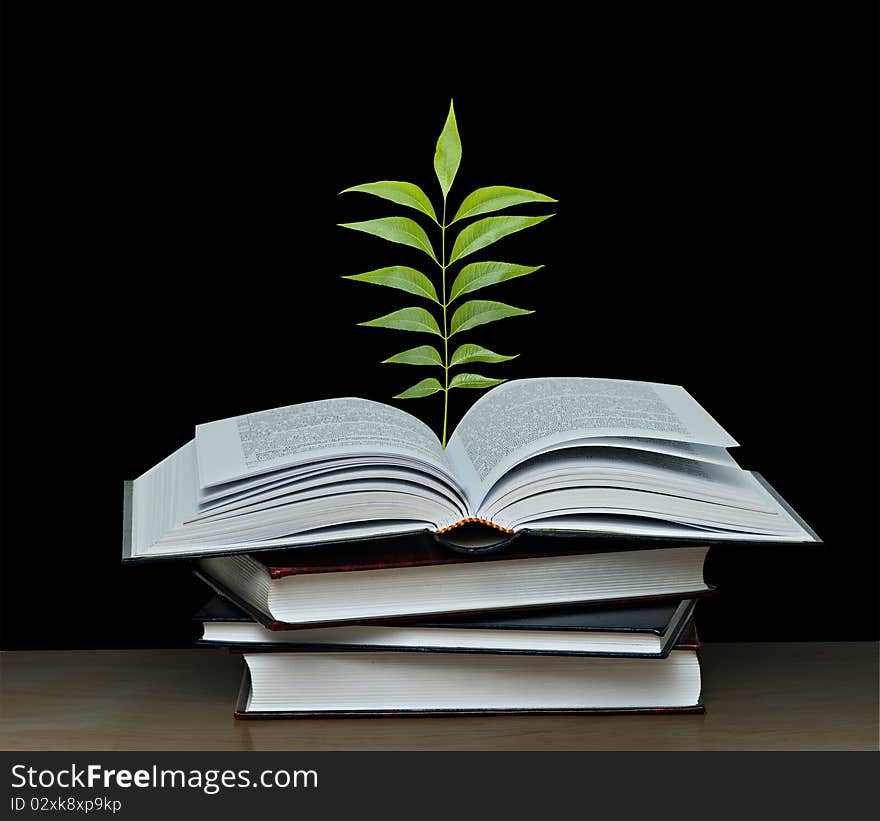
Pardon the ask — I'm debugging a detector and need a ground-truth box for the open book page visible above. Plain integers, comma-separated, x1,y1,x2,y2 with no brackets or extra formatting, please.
132,439,453,557
480,448,767,519
196,398,452,488
199,459,367,506
517,436,737,468
499,469,813,541
188,470,467,524
160,487,457,546
527,514,806,541
196,465,468,519
445,378,739,505
131,440,200,555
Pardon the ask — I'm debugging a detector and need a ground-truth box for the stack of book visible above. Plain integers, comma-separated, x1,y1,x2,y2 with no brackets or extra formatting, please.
125,377,817,717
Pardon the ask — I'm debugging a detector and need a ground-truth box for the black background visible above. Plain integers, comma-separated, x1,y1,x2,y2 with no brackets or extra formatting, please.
1,7,877,649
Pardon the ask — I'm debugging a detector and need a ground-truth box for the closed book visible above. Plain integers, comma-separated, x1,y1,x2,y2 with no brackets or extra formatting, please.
232,647,704,718
195,594,699,658
193,539,714,628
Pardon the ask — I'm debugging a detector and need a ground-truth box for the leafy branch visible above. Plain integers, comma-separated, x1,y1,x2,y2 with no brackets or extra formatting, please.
339,100,556,447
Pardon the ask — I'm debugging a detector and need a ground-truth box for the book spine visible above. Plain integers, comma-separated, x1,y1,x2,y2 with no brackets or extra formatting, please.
436,517,515,535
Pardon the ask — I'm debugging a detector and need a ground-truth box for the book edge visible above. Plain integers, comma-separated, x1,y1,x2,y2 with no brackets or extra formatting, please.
194,566,716,631
194,593,688,636
233,669,705,719
752,471,821,543
121,480,133,561
660,600,698,655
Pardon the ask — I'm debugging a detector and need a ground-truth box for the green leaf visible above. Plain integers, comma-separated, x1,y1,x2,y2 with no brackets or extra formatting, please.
340,181,438,223
449,214,553,263
433,100,462,198
339,217,437,262
383,345,443,366
394,378,444,399
343,266,439,302
449,261,543,302
450,300,533,335
449,373,507,389
451,186,556,223
450,344,518,368
359,307,442,336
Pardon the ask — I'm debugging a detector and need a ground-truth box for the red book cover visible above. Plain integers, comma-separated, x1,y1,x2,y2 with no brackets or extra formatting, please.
251,531,702,579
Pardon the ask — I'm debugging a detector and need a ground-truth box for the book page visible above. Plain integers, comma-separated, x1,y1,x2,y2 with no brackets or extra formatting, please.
514,436,738,468
479,447,764,519
446,377,738,500
196,398,449,488
190,467,468,522
131,441,200,557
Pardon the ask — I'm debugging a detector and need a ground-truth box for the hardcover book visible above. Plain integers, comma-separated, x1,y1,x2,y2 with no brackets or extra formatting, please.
233,647,704,718
195,594,699,658
124,378,818,562
193,540,714,627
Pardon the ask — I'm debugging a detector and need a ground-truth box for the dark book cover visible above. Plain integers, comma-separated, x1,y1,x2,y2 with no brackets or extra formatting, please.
222,621,700,659
194,594,699,658
675,621,700,651
195,592,694,634
240,537,707,579
193,564,716,632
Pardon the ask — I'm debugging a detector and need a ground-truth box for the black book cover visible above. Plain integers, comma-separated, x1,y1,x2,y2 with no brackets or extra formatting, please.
194,594,699,658
192,562,715,632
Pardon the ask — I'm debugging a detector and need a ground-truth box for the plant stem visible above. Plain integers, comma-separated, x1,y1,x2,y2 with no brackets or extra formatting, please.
440,197,449,448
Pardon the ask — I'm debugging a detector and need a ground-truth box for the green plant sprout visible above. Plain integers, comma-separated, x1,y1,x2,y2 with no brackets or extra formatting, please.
339,100,556,447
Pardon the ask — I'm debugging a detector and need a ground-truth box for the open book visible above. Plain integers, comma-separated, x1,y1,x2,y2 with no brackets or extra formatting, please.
126,377,817,561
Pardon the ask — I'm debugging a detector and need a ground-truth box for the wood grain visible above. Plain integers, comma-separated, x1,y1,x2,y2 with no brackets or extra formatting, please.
1,643,877,750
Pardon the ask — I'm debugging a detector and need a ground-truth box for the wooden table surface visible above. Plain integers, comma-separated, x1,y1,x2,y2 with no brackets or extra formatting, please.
1,643,877,750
